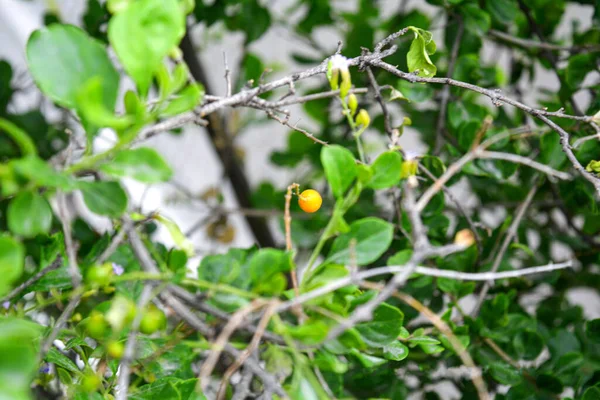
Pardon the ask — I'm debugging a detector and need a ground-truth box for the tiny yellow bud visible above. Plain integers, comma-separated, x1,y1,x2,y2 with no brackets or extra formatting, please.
355,109,370,128
348,93,358,116
454,229,475,247
329,68,339,90
340,70,351,98
400,160,418,179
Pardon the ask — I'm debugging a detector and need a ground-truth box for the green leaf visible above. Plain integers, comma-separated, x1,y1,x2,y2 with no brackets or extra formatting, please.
128,377,199,400
367,151,403,189
406,27,437,78
0,118,37,157
160,83,205,117
355,303,404,346
583,386,600,400
489,362,522,385
0,236,25,297
566,53,594,89
485,0,518,24
388,250,413,265
396,80,434,102
513,331,544,360
248,248,291,294
350,349,388,368
327,217,394,266
76,77,134,132
10,156,76,191
282,320,328,345
26,24,119,110
7,191,53,238
197,248,250,286
535,374,563,394
108,0,185,95
154,214,195,257
46,347,81,374
0,318,43,400
313,350,348,374
321,145,357,198
382,341,409,361
540,132,566,169
461,4,491,35
586,319,600,343
408,336,441,345
80,181,128,217
100,147,173,183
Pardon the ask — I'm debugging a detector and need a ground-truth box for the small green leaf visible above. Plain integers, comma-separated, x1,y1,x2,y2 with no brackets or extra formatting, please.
154,214,194,257
396,80,434,102
46,348,81,374
27,24,119,110
489,362,522,385
367,151,403,189
0,118,37,156
327,217,394,266
282,320,328,345
7,191,53,238
0,318,43,400
408,336,441,345
108,0,185,95
586,319,600,343
0,236,25,296
350,349,388,368
355,303,404,346
76,77,134,132
583,386,600,400
249,248,291,287
383,341,409,361
485,0,518,24
11,157,76,191
100,147,173,183
461,4,491,35
566,53,594,89
321,145,357,198
160,83,205,117
80,181,128,217
406,27,437,78
513,331,544,360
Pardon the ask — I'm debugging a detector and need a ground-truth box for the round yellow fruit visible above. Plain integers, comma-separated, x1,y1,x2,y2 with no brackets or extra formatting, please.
298,189,322,213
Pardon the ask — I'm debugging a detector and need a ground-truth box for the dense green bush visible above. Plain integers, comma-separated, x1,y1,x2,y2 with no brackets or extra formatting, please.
1,0,600,399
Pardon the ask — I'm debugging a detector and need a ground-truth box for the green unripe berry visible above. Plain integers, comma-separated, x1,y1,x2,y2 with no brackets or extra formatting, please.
139,306,167,335
86,263,113,287
86,311,108,339
107,340,124,359
80,373,101,392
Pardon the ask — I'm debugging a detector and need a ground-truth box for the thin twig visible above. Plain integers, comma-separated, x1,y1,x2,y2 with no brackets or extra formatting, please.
0,256,63,304
276,260,571,314
198,299,267,392
471,180,539,316
489,29,600,53
367,286,490,400
368,58,600,193
216,301,279,400
127,223,288,398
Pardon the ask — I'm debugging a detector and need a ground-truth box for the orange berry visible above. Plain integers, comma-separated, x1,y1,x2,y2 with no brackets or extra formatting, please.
298,189,322,213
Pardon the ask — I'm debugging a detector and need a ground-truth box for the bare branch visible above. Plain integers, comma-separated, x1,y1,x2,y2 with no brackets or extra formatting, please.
216,301,279,400
489,29,600,53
